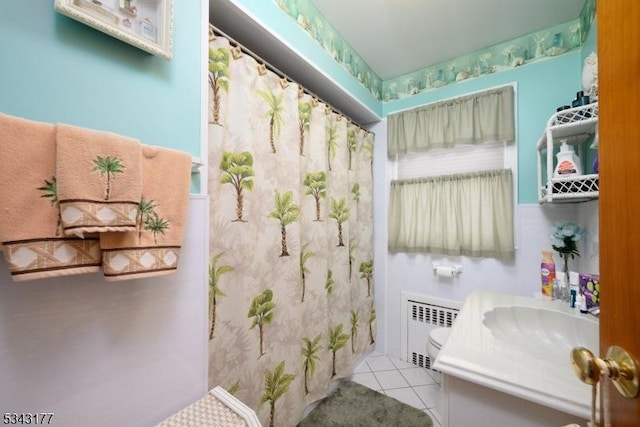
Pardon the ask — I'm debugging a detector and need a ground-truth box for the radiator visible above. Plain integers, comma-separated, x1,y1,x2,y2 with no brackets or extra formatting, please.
401,292,461,370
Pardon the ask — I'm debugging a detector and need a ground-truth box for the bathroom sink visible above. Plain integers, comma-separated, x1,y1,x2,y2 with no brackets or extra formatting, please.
482,306,598,359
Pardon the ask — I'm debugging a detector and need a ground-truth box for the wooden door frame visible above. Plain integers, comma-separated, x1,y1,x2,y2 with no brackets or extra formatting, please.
598,1,640,425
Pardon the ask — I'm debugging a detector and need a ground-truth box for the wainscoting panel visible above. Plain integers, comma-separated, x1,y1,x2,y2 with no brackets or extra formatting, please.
0,195,209,427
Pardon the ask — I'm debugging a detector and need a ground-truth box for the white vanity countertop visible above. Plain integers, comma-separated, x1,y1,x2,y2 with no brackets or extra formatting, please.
433,290,599,419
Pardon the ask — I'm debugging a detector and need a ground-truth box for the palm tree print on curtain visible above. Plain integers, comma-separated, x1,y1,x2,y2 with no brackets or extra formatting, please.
347,128,357,170
350,309,359,354
325,269,335,295
248,289,275,358
268,190,300,257
326,116,337,171
327,324,349,377
303,171,326,222
299,243,315,303
301,334,321,394
257,87,284,153
368,300,376,345
208,30,375,426
298,100,312,155
261,361,295,427
329,197,349,247
208,252,234,339
208,37,230,125
348,239,356,281
220,151,254,222
359,259,373,297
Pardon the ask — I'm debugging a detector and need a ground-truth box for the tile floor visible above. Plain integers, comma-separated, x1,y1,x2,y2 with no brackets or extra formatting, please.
351,352,442,427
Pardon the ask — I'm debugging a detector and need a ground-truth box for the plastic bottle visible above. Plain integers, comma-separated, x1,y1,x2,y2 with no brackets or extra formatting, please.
569,271,580,309
555,271,568,301
541,251,556,297
554,140,582,177
577,290,588,314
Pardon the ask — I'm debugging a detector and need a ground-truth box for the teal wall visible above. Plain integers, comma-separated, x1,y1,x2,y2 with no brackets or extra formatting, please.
0,1,203,158
0,1,591,201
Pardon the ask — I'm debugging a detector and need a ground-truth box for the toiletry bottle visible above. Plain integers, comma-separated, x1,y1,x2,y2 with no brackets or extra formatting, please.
569,271,580,309
554,140,582,177
541,251,556,298
572,90,591,108
577,290,588,314
556,271,568,301
552,278,559,300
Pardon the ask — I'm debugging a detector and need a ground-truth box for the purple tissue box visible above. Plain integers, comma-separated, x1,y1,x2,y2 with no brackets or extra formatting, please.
579,273,600,309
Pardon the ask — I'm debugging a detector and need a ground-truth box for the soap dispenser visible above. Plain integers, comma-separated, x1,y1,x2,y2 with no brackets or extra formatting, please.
554,140,582,177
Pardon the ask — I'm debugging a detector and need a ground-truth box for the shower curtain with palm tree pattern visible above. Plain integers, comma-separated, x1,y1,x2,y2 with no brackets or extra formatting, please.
207,28,375,427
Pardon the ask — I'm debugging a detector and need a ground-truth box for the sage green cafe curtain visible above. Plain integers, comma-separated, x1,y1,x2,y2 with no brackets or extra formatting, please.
387,86,515,157
388,169,514,260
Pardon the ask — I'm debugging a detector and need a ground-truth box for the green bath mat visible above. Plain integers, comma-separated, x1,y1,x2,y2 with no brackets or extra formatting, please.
298,380,433,427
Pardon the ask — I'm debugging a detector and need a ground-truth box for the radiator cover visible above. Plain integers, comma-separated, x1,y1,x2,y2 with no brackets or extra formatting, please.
401,292,461,370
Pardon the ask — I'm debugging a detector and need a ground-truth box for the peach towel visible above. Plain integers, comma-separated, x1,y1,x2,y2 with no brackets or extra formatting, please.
100,144,192,281
56,123,142,237
0,114,101,281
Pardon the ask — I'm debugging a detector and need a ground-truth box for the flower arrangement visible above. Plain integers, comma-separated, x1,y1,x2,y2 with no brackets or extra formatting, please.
551,221,585,277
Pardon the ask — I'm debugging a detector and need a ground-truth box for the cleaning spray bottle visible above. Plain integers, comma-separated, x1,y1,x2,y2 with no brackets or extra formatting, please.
554,140,582,177
541,251,556,298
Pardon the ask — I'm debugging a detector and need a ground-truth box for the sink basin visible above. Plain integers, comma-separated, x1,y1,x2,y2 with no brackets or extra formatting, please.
482,306,598,359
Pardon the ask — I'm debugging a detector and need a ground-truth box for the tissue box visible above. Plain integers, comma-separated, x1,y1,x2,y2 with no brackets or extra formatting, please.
579,273,600,309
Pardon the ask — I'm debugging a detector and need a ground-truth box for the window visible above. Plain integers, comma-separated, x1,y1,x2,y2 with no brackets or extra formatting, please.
387,85,517,260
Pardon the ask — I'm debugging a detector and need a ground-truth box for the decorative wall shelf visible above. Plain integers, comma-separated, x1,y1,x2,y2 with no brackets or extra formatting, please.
537,102,599,203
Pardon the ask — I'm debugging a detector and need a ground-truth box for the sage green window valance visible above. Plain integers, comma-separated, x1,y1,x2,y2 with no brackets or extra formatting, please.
387,86,515,157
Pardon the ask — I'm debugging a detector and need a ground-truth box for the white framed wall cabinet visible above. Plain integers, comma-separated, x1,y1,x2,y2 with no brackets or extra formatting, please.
55,0,174,59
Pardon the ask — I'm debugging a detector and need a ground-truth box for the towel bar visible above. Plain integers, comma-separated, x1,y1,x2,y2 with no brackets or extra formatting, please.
191,156,203,173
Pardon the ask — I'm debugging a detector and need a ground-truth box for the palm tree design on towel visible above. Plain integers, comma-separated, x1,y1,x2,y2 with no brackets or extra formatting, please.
38,175,62,236
136,198,170,245
92,155,125,200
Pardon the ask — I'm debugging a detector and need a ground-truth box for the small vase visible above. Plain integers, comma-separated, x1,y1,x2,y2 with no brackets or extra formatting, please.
561,255,571,303
553,33,563,48
448,67,456,82
571,32,581,48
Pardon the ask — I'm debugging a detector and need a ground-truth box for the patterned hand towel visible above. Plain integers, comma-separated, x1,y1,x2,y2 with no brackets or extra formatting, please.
0,114,102,281
99,144,192,281
56,123,142,237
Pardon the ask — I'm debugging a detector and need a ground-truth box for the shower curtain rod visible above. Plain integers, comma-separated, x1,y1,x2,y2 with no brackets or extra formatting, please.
210,25,370,132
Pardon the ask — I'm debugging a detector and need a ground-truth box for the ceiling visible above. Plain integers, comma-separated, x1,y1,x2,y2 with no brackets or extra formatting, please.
210,0,587,125
310,0,586,80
